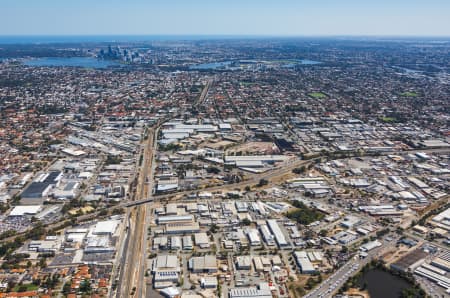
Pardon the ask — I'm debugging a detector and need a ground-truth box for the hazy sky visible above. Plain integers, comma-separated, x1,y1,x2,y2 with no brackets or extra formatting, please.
1,0,449,36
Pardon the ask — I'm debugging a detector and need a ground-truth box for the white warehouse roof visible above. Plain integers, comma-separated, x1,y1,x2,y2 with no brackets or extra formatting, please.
93,220,120,235
9,205,42,216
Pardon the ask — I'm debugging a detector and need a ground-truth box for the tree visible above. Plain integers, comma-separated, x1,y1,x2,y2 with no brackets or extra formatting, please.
206,167,220,174
292,166,306,174
62,281,71,295
210,224,219,233
38,257,47,268
257,179,268,187
79,279,92,294
306,277,316,289
241,218,251,226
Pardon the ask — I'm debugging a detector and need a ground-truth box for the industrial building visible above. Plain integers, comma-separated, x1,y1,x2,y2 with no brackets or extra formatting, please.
293,251,316,274
228,283,272,298
20,171,63,205
188,255,217,273
267,219,289,248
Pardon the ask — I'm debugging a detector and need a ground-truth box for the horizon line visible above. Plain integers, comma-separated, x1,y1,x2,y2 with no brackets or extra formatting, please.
1,34,450,38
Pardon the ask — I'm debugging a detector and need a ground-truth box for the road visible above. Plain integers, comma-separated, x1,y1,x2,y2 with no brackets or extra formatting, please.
195,78,213,107
125,157,314,206
125,147,450,207
115,126,157,298
305,236,399,298
1,146,448,246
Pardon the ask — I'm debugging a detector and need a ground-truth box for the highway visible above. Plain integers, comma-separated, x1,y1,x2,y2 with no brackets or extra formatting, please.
195,78,213,107
115,126,157,298
124,145,450,208
1,146,448,247
125,157,314,206
305,235,399,298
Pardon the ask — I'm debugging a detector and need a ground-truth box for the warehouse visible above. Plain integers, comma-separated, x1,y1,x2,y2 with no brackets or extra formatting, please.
267,219,289,248
246,229,261,246
391,249,428,272
259,224,275,246
170,236,181,250
253,257,264,272
194,232,210,248
236,256,252,270
152,255,180,273
224,155,287,167
8,205,42,217
200,276,218,289
229,283,272,298
189,255,217,273
414,267,450,289
430,208,450,231
158,215,194,224
154,271,179,283
93,219,120,235
182,235,193,250
165,222,200,234
20,171,63,205
359,240,382,252
53,181,80,200
431,254,450,272
293,251,316,274
84,236,115,253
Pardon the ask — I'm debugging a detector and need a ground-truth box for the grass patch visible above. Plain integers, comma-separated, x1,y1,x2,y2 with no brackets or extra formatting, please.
13,284,38,292
400,91,418,97
379,116,397,123
308,92,327,99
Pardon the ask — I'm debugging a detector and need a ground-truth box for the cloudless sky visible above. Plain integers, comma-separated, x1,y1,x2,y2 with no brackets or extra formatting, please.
1,0,449,36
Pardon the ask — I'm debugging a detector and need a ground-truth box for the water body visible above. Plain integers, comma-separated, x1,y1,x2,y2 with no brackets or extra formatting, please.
24,57,120,68
189,61,233,70
358,269,413,298
190,59,321,70
283,59,322,68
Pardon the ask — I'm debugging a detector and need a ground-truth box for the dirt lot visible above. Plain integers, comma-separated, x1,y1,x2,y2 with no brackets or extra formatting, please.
345,288,370,298
226,142,280,155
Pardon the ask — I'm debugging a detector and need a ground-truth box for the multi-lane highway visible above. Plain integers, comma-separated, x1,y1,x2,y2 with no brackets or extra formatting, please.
115,126,157,298
1,147,448,247
305,236,399,298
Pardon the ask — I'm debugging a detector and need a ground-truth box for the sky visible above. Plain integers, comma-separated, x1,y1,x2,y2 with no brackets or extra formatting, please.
1,0,449,36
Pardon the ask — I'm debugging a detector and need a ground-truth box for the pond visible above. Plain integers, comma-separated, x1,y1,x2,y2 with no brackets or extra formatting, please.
358,269,414,298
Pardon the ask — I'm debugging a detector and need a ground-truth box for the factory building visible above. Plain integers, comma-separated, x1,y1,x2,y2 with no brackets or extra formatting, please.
267,219,289,248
